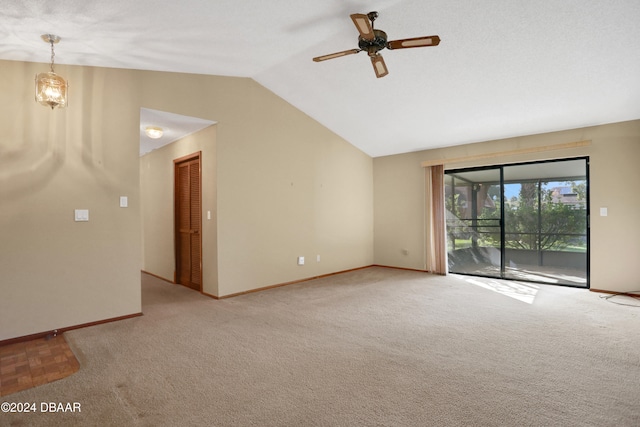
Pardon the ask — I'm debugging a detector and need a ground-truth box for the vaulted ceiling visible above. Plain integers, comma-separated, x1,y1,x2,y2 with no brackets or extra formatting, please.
3,0,639,157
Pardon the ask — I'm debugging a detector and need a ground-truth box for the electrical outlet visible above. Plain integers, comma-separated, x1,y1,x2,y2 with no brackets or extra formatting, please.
317,255,321,262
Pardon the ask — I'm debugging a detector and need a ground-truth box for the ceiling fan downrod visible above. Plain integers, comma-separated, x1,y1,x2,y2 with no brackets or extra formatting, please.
367,11,379,26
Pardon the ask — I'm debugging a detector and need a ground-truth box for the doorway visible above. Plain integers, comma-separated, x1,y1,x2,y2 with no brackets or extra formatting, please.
445,158,589,288
174,152,202,291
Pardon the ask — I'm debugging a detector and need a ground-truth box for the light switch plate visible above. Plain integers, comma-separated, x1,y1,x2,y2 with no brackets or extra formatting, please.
74,209,89,222
297,256,305,266
600,207,608,217
120,196,128,208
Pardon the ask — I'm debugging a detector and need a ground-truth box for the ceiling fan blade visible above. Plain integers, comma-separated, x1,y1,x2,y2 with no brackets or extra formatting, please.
350,13,375,40
313,49,361,62
370,55,389,78
387,35,441,50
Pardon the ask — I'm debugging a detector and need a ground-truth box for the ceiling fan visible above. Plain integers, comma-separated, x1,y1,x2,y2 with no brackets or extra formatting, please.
313,11,441,78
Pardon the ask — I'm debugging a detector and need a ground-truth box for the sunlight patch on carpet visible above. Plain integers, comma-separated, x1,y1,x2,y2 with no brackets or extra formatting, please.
460,276,540,304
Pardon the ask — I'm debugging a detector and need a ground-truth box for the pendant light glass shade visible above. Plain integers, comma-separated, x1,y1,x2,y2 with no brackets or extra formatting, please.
35,71,68,109
35,34,68,109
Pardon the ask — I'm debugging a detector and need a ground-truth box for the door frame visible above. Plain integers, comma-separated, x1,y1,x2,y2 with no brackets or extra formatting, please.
173,151,203,291
445,156,590,288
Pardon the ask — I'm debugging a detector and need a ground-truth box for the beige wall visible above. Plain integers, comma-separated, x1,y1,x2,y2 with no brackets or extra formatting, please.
140,125,218,296
373,120,640,293
2,58,374,340
0,61,142,340
139,74,374,297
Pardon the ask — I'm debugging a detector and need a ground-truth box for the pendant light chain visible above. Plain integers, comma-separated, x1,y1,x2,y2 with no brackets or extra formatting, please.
50,39,55,72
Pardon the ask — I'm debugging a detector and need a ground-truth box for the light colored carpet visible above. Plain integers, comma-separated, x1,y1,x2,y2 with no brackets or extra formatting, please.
3,267,640,426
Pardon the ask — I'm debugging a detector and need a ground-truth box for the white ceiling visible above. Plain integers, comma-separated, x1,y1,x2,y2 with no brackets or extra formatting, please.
140,108,215,156
3,0,640,157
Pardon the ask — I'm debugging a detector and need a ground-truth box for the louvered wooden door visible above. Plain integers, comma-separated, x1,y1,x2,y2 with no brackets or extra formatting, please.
174,153,202,291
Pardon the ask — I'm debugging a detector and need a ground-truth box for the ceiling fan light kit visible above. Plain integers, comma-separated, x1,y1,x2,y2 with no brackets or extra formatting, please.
313,11,440,78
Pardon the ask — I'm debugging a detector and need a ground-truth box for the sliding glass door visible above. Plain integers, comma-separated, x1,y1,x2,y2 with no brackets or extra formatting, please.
445,158,589,288
445,167,503,279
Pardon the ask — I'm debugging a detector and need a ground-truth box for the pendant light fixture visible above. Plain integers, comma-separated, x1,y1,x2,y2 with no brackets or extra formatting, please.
35,34,68,109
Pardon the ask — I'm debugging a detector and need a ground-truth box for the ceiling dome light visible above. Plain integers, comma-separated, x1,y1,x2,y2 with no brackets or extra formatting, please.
35,34,68,109
145,126,164,139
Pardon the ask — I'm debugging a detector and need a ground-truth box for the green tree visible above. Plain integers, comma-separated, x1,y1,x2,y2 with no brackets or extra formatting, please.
501,181,586,251
568,180,587,200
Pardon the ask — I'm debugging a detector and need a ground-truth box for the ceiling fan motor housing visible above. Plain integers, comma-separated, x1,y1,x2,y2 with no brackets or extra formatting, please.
358,29,388,56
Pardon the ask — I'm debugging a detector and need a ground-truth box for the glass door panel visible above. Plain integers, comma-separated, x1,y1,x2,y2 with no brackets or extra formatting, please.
502,160,588,286
446,167,502,278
